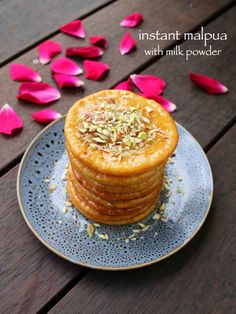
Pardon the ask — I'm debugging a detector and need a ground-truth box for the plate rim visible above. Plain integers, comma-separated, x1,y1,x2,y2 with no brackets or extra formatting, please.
17,115,214,271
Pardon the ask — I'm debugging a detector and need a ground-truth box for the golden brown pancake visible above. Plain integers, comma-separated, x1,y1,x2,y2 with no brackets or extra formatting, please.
68,179,160,225
65,90,178,176
68,163,163,210
67,143,163,186
65,90,178,225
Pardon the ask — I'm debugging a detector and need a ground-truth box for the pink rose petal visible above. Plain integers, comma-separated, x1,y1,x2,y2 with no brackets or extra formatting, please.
114,78,133,91
130,74,166,95
50,57,83,75
17,82,61,104
0,104,23,135
119,32,136,55
53,73,84,88
10,64,42,82
37,40,62,65
32,109,62,124
66,46,103,59
189,72,228,94
83,60,109,80
120,12,143,28
60,20,85,38
89,36,108,48
140,93,177,113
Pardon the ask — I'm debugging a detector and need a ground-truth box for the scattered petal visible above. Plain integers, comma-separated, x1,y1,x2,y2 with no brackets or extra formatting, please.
17,82,61,104
66,46,103,59
37,40,62,65
10,64,42,82
114,77,133,91
120,12,143,27
89,36,108,48
189,72,228,94
140,93,177,113
119,32,136,55
131,74,166,95
0,104,23,135
50,57,83,75
31,109,61,124
53,73,84,88
83,60,109,80
60,20,85,38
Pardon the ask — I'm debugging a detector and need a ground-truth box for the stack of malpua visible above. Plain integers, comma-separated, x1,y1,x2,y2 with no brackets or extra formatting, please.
65,90,178,225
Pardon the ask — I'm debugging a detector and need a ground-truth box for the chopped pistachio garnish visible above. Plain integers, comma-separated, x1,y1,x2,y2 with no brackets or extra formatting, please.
161,216,168,223
159,203,166,212
125,238,130,243
138,222,146,228
132,229,140,234
152,213,161,220
65,201,72,207
141,225,150,231
49,183,57,193
177,186,182,193
75,100,169,159
61,170,68,181
98,234,109,240
178,176,183,181
44,178,50,183
62,206,68,214
86,223,95,238
93,223,100,227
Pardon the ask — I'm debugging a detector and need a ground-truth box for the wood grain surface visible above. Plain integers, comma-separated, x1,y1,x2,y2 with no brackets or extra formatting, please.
0,0,115,65
50,125,236,314
0,0,233,174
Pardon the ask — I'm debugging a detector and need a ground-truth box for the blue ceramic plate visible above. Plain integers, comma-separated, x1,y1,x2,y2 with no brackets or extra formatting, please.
17,117,213,270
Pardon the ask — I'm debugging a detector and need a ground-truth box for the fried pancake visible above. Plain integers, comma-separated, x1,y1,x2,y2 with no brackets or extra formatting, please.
68,163,163,210
68,179,159,225
65,90,178,176
71,168,163,201
72,163,164,194
70,176,160,216
67,143,164,186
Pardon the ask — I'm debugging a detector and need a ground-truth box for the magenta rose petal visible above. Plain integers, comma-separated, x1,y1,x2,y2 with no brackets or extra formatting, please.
83,60,109,81
119,32,136,55
37,40,62,65
141,93,177,113
53,73,84,88
17,82,61,104
120,12,143,28
189,72,228,94
66,46,103,59
50,57,83,75
60,20,85,38
0,104,23,135
130,74,166,95
32,109,62,124
10,64,42,82
89,36,108,48
114,78,133,91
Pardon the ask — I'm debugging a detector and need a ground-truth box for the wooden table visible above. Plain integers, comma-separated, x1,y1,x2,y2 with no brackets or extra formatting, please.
0,0,235,313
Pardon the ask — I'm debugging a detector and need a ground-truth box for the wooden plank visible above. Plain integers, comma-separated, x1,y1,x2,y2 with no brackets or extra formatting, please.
0,0,233,174
0,166,86,313
0,0,115,65
50,124,236,313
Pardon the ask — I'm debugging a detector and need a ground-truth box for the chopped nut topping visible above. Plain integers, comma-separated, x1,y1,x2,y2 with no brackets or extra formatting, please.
49,183,57,193
76,100,169,159
98,234,109,240
87,223,95,238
